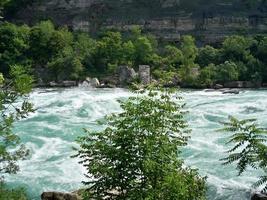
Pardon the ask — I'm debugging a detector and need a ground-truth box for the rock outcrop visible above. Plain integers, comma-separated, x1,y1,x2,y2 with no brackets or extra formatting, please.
91,78,100,87
9,0,267,44
222,89,240,94
251,193,267,200
139,65,151,85
117,65,137,85
49,81,77,87
41,191,81,200
213,84,223,89
79,77,100,88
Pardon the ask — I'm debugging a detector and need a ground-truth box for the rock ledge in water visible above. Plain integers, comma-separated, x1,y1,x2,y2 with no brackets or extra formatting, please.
41,191,81,200
222,89,240,94
251,193,267,200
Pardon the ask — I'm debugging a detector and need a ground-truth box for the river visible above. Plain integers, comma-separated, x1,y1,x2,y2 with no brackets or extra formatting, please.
5,88,267,200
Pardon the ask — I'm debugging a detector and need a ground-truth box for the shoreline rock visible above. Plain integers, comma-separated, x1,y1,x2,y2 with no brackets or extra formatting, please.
251,192,267,200
117,65,137,86
34,76,267,90
41,191,82,200
222,89,240,94
48,81,78,87
224,81,261,88
139,65,151,85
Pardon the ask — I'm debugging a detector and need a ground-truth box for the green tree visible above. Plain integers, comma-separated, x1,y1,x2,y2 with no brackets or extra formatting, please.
221,35,254,62
0,23,30,75
121,40,136,66
48,27,74,58
74,32,96,73
129,27,157,67
74,33,96,59
198,64,217,87
29,20,56,65
220,117,267,192
256,36,267,63
163,45,183,68
94,31,124,73
197,45,219,67
216,61,239,83
133,36,154,66
74,89,206,199
0,65,34,177
177,36,199,87
243,54,264,81
0,65,33,199
180,35,198,67
48,47,83,81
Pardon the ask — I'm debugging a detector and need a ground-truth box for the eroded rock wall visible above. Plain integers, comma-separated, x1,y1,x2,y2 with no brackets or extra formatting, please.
11,0,267,43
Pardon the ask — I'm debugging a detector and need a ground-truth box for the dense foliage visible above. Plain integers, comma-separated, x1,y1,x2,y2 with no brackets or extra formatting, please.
0,183,27,200
0,21,267,87
0,66,33,199
74,89,206,199
0,65,34,176
221,117,267,192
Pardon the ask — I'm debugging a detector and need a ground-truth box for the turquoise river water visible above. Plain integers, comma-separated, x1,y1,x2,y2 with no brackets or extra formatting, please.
5,88,267,200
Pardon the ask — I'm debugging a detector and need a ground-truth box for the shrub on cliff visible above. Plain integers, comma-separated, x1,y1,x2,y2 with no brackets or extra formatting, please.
74,89,206,199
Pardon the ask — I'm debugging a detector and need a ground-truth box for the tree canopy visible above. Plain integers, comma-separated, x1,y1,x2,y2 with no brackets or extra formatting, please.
74,89,207,199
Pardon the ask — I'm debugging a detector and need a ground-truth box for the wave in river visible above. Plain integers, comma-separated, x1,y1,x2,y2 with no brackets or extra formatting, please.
6,88,267,200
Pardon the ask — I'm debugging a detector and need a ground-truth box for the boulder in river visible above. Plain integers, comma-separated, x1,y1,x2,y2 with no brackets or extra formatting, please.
62,81,77,87
222,89,240,94
85,77,91,83
213,84,223,89
49,81,58,87
91,78,100,87
41,191,81,200
251,193,267,200
80,77,100,88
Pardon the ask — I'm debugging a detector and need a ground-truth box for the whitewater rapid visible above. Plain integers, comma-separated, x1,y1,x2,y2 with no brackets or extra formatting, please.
6,88,267,200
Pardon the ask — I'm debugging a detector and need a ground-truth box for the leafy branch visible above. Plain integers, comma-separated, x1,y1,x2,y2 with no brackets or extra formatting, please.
220,116,267,192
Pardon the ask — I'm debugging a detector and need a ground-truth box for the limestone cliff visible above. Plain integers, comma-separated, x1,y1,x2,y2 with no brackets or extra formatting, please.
9,0,267,43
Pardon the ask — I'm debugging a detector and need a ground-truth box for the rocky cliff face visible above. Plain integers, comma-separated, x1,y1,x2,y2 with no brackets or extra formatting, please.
11,0,267,43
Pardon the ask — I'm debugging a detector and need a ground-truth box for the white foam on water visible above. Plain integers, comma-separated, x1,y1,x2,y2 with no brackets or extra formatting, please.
6,88,267,200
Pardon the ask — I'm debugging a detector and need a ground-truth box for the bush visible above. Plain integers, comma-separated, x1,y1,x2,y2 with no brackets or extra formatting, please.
198,64,217,87
74,89,206,199
0,183,27,200
197,45,220,67
216,61,239,83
